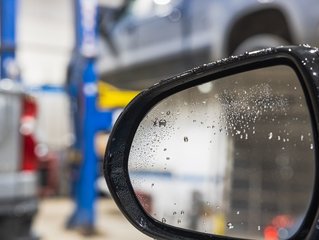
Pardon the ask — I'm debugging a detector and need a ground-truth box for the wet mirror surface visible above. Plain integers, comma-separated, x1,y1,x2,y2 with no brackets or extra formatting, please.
128,65,315,239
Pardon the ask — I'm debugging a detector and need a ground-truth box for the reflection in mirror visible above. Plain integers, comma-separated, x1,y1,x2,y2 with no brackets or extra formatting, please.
128,65,315,239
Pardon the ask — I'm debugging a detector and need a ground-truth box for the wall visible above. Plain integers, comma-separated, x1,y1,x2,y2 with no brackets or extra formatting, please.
16,0,75,149
17,0,74,86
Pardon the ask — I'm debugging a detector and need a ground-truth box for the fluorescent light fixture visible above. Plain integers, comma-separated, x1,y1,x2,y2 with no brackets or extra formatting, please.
153,0,171,5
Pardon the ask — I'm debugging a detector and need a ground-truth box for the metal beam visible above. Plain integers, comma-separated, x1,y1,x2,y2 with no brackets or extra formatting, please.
0,0,17,78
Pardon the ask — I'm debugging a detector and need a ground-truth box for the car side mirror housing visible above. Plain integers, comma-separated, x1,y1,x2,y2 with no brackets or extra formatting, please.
104,45,319,240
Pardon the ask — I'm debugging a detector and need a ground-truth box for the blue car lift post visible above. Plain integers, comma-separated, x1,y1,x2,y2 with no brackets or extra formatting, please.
67,0,113,231
0,0,17,79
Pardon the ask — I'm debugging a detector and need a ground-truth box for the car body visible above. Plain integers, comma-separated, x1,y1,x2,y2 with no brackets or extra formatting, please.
97,0,319,90
0,79,38,240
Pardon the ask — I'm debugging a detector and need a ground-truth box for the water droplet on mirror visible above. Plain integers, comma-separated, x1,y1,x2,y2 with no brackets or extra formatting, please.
301,135,304,141
310,144,314,149
268,132,273,139
236,211,240,215
166,157,170,160
184,137,189,142
173,211,177,215
258,226,261,231
163,148,167,151
227,222,234,229
151,183,154,188
166,111,170,115
181,210,184,215
152,118,158,127
139,217,146,227
162,218,167,223
159,119,167,127
177,219,182,224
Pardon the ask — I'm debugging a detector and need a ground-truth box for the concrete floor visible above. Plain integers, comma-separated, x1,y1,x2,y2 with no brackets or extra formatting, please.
33,198,151,240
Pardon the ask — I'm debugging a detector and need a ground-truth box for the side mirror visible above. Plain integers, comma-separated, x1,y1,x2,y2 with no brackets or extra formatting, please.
104,46,319,240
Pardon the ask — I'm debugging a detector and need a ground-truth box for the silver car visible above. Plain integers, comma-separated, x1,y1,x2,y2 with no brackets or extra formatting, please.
0,79,38,240
97,0,319,89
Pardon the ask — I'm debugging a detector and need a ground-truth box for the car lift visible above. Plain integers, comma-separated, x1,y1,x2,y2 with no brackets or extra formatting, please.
0,0,16,79
1,0,113,231
1,0,114,231
66,0,113,231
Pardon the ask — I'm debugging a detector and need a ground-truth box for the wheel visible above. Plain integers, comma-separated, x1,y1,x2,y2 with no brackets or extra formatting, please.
232,34,289,55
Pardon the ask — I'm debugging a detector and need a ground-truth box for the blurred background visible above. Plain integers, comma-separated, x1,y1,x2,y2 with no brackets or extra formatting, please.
0,0,318,239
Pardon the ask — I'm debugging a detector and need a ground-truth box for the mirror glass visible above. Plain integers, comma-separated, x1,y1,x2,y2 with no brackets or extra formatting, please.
128,65,315,240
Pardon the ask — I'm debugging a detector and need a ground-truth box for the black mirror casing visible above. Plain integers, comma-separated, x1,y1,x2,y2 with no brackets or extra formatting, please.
104,45,319,240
